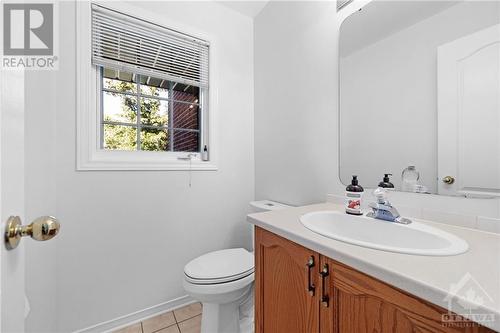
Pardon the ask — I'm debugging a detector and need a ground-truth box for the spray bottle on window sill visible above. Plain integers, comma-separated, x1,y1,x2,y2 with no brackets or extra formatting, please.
201,145,209,161
345,175,364,215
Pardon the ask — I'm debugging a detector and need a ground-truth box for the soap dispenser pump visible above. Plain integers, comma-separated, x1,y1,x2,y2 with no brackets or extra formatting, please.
345,175,364,215
378,173,394,189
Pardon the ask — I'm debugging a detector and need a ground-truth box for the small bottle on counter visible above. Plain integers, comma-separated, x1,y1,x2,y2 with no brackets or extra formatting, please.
346,175,364,215
378,173,394,189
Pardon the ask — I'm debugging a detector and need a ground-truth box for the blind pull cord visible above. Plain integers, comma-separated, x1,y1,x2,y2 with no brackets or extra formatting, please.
178,153,197,187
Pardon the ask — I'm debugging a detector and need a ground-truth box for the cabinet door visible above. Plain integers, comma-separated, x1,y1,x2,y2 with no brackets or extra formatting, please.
328,260,493,333
255,227,320,333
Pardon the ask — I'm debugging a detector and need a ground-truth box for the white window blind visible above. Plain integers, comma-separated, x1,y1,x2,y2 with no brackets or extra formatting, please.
91,5,209,88
337,0,353,11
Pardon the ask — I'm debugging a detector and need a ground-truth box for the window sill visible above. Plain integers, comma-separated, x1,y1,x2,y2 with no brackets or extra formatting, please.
77,150,217,171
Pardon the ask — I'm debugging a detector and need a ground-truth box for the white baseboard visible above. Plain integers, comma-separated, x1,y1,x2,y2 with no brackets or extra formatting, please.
73,295,195,333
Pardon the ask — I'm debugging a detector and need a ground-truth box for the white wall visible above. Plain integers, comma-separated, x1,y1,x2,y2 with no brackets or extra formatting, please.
24,1,254,331
254,1,500,220
339,1,500,192
254,1,339,206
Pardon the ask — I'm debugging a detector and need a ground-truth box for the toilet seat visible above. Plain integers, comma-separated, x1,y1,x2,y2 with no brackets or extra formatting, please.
184,248,254,285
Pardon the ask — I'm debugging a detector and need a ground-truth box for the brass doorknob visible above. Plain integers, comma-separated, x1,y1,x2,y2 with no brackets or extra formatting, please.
4,216,60,250
442,176,455,185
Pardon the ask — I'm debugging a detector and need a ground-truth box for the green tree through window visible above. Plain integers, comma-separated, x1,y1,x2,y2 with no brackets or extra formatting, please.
103,78,169,151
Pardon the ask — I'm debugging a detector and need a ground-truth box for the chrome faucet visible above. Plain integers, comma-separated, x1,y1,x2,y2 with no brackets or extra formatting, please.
366,188,412,224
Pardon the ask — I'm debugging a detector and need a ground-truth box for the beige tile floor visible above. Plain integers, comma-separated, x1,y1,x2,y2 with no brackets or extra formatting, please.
113,303,202,333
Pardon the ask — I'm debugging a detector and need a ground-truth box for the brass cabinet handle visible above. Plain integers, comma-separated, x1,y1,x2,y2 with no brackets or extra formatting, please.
320,263,329,307
442,176,455,185
4,216,60,250
306,256,315,296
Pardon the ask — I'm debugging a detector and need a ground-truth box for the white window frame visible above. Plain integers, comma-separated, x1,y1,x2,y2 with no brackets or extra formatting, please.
76,1,217,171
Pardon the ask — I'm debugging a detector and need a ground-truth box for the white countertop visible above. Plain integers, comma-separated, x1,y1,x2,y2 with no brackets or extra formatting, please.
247,203,500,332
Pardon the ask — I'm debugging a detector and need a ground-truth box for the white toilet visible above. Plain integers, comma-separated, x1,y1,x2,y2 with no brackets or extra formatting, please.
183,200,291,333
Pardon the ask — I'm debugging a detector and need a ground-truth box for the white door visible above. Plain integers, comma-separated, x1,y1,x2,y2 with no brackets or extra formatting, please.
438,24,500,197
1,69,26,331
1,68,60,332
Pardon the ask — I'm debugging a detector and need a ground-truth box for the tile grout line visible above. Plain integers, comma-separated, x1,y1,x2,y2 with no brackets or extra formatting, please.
155,323,180,333
177,314,202,325
173,304,202,325
176,313,201,325
145,310,180,333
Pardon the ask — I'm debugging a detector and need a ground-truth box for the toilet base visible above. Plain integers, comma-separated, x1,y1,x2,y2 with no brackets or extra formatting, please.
238,285,254,333
201,300,241,333
199,283,253,333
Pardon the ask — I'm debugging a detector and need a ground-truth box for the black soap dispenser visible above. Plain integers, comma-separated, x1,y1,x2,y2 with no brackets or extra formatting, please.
345,175,364,215
378,173,395,189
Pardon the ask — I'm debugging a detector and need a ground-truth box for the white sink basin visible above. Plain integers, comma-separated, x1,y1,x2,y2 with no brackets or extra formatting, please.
300,211,468,256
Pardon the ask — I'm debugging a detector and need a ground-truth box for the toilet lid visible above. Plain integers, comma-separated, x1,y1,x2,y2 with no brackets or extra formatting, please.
184,248,254,284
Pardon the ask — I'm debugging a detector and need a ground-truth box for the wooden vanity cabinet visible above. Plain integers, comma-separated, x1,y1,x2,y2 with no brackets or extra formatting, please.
255,227,494,333
254,226,320,332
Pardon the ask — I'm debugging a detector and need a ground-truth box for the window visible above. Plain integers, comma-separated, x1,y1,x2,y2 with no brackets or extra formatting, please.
100,67,202,152
76,2,216,170
92,4,209,154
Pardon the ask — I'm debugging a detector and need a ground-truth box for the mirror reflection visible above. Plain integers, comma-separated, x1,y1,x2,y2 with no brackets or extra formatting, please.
339,0,500,197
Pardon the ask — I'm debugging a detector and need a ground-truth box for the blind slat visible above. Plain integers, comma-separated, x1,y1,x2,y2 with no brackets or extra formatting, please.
92,5,209,88
92,31,208,62
337,0,353,11
92,12,207,50
92,30,208,60
92,39,207,70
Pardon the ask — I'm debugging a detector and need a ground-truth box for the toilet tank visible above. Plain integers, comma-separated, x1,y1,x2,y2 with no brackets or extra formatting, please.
249,200,292,213
248,200,292,251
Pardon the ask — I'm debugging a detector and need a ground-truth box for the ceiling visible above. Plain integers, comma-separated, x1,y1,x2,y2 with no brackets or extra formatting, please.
217,1,270,18
340,0,461,57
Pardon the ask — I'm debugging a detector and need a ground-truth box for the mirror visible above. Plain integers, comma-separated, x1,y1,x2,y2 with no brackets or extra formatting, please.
339,0,500,197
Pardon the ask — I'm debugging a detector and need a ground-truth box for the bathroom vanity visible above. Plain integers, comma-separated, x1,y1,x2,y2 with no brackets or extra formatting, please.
248,203,500,333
